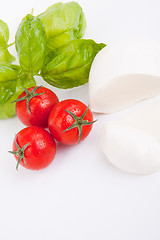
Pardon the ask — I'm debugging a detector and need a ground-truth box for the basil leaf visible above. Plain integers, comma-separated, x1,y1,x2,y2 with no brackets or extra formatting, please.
0,20,9,44
15,14,46,76
38,2,86,50
0,20,15,64
0,46,15,64
41,39,106,89
0,64,36,119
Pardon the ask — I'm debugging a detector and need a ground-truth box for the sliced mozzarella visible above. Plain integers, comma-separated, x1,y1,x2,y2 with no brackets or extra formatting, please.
101,100,160,175
89,40,160,113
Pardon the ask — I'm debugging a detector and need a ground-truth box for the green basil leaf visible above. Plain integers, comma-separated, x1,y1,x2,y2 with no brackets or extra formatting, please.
0,20,15,64
15,14,46,76
0,64,36,119
0,64,17,82
41,39,106,89
0,46,15,64
0,20,9,44
38,2,86,50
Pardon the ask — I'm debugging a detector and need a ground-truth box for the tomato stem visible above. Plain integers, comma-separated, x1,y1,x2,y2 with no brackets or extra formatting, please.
63,106,97,144
11,85,45,114
8,136,30,170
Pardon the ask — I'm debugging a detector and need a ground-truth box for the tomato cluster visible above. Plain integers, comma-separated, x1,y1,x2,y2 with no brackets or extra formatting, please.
9,86,95,171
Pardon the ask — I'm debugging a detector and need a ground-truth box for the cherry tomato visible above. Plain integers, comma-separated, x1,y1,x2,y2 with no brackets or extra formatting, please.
15,86,59,128
48,99,96,145
9,126,56,170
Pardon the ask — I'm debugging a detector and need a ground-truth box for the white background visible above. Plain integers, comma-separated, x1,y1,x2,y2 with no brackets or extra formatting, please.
1,0,160,239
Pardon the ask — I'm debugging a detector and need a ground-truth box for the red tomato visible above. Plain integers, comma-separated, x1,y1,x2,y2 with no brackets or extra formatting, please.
48,99,95,145
15,86,59,128
9,126,56,170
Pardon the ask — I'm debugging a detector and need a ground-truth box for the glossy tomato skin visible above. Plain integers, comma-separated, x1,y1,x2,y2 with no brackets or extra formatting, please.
48,99,93,145
12,126,56,170
16,86,59,128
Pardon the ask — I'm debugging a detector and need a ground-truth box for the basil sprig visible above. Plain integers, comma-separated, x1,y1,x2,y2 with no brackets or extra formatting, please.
0,1,106,119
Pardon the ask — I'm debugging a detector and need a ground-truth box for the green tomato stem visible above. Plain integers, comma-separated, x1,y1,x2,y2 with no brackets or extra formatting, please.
11,85,45,114
8,136,30,171
63,106,97,144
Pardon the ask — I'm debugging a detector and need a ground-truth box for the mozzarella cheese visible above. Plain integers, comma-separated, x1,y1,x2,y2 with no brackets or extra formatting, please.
89,40,160,113
101,100,160,175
